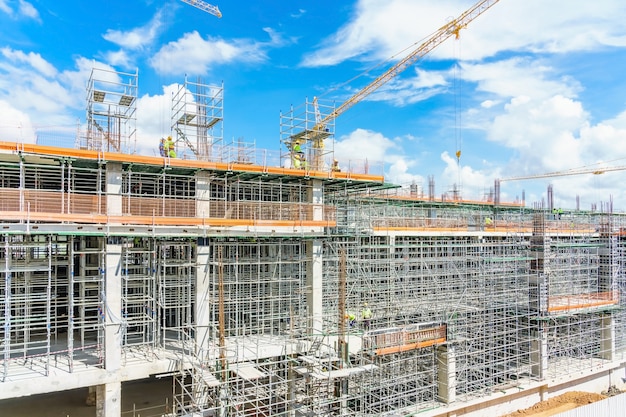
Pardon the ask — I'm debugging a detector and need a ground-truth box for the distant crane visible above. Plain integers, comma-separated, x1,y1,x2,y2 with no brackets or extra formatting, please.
180,0,222,18
500,163,626,182
289,0,500,169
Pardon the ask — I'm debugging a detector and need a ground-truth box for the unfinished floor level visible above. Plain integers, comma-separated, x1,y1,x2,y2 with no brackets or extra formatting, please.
0,141,625,417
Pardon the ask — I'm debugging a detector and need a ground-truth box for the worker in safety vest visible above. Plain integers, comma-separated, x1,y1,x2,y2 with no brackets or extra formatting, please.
361,303,372,331
331,159,340,172
291,140,303,168
293,153,302,169
346,312,356,328
165,136,176,158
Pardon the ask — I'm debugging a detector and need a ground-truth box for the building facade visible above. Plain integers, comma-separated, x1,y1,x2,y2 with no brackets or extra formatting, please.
0,140,624,417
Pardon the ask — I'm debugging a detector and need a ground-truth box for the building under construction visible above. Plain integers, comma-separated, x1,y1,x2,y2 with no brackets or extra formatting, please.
0,69,625,417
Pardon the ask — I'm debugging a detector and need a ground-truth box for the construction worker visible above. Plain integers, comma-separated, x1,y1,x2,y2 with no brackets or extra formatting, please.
293,153,302,169
159,138,166,157
484,217,493,228
292,140,302,154
331,159,341,172
165,136,176,158
558,208,563,219
291,140,303,169
346,312,356,329
361,303,372,331
300,156,308,170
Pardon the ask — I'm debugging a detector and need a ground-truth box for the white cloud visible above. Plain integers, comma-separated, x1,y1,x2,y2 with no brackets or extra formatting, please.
291,9,306,18
102,50,132,68
363,68,448,106
150,31,272,75
332,128,427,185
103,10,164,50
0,51,115,131
0,48,78,122
1,47,57,77
0,0,39,20
302,0,626,68
0,0,10,14
462,58,581,102
135,84,181,156
333,128,395,161
440,150,496,202
18,0,39,21
0,100,36,143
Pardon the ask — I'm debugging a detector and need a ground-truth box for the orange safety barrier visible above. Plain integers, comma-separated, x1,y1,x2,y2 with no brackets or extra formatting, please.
0,141,384,183
363,324,446,356
547,291,619,312
374,337,446,355
377,194,524,208
0,187,338,225
0,211,336,228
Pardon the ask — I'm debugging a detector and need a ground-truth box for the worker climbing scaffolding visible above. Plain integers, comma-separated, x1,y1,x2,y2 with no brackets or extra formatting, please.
160,136,176,158
290,140,304,169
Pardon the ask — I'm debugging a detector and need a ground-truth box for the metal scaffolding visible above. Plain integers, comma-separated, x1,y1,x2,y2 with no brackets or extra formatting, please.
84,67,138,153
171,77,224,161
280,97,336,171
0,144,625,416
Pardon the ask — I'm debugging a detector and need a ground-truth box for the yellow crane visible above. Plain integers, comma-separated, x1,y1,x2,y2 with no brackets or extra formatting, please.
500,163,626,182
180,0,222,18
289,0,501,169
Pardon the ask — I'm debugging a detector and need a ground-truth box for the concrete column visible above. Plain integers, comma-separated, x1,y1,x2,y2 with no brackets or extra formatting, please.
196,242,212,348
437,345,456,404
105,242,122,371
106,162,123,217
196,171,211,218
306,240,323,336
309,179,323,221
531,326,547,379
306,179,324,336
599,313,615,361
96,382,121,417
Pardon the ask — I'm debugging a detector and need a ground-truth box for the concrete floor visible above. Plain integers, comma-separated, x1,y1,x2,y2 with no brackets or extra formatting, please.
0,377,173,417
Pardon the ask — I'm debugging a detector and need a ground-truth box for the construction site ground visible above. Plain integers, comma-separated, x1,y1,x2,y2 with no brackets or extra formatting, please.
0,378,623,417
0,377,172,417
500,389,621,417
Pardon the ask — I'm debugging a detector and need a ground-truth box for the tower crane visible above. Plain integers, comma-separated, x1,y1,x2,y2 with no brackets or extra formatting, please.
289,0,500,169
500,163,626,182
180,0,222,18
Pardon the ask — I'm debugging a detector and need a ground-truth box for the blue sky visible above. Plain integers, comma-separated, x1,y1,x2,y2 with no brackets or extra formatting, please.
2,0,626,211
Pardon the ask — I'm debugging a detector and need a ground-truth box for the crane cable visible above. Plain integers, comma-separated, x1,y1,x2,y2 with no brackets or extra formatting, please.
453,35,463,187
314,32,435,102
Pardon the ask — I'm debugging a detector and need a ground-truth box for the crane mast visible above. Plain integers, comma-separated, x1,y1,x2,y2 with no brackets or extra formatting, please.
289,0,500,169
180,0,222,18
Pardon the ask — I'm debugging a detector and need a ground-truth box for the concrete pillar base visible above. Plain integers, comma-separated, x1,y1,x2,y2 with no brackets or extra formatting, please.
96,382,121,417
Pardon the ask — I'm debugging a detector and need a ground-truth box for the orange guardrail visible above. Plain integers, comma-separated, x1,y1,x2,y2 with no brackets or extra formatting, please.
363,324,446,356
0,141,384,183
547,292,618,312
0,210,336,228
